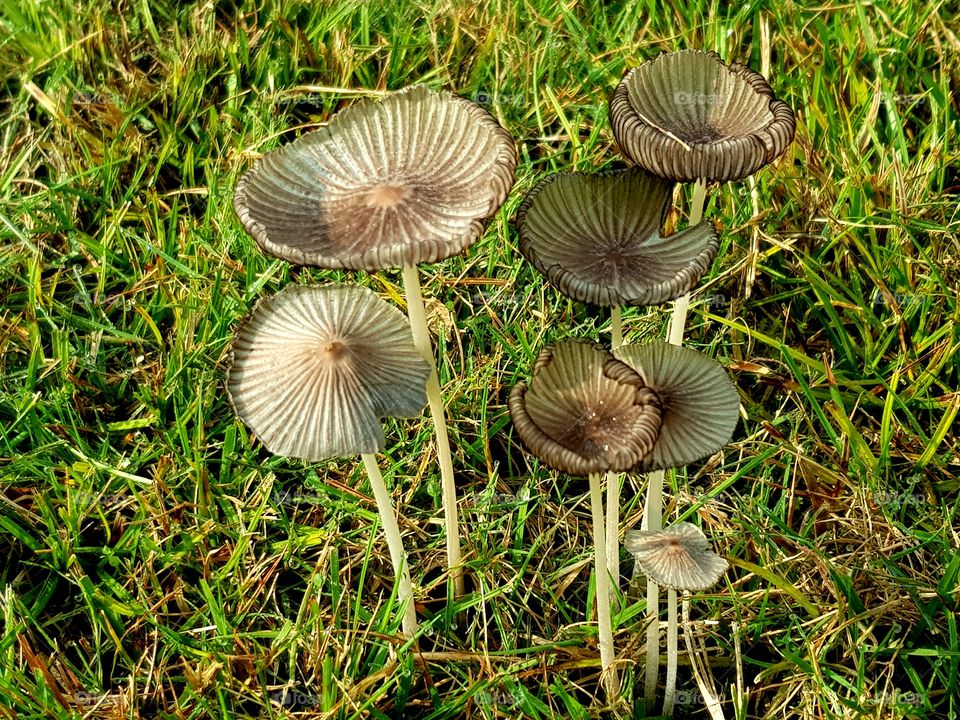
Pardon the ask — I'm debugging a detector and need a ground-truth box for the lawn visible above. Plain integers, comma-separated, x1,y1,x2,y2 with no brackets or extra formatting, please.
1,1,958,718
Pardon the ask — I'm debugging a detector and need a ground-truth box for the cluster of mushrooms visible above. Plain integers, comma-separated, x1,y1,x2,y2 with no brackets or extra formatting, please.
226,50,795,714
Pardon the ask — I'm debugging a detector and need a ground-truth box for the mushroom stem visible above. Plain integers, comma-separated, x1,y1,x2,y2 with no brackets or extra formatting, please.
666,178,708,347
605,471,621,600
605,305,624,598
400,264,465,598
589,471,619,698
361,453,419,639
663,587,678,715
643,470,663,704
610,304,623,348
607,305,623,603
646,178,708,702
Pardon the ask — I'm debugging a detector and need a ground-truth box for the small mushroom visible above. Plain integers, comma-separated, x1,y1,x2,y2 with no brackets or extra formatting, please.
516,168,718,309
613,340,740,472
509,340,663,698
625,521,727,714
227,283,431,638
624,521,727,591
609,49,796,184
609,49,796,343
234,85,518,595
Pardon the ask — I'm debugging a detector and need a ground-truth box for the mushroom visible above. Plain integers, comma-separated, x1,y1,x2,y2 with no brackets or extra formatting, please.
234,85,518,596
613,339,739,705
515,167,719,591
625,521,728,592
609,50,796,184
610,50,792,699
612,340,740,473
509,339,663,698
625,521,727,714
226,283,431,638
609,49,796,344
515,168,718,312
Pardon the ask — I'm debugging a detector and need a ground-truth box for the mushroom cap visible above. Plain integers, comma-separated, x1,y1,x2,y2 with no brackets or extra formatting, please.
227,284,430,460
613,341,739,471
508,340,663,476
515,168,719,307
234,85,518,271
609,50,796,182
624,521,727,591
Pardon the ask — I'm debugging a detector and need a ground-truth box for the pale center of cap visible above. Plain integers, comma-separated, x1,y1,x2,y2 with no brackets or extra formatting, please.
363,184,409,208
320,340,348,361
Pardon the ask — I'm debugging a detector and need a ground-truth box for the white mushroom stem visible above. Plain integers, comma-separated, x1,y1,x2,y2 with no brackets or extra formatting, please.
643,470,663,704
605,304,623,598
645,177,709,701
589,471,619,698
610,304,623,348
605,471,621,600
400,264,465,598
663,587,679,715
361,453,419,639
666,178,708,346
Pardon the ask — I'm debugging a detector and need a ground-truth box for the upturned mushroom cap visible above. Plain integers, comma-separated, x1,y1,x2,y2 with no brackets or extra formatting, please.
227,284,430,460
609,50,796,182
515,168,719,306
624,521,727,591
234,85,517,271
613,341,739,471
508,340,663,476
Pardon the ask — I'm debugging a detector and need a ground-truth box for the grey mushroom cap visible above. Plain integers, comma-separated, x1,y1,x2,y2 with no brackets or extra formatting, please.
624,521,728,591
508,340,663,476
234,85,518,271
227,284,431,460
609,50,796,183
613,341,739,472
516,168,719,307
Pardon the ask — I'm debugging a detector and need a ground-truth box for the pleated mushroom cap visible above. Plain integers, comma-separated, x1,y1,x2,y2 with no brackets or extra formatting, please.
508,340,663,476
227,284,430,460
624,521,727,591
613,341,739,472
609,50,796,182
516,169,719,307
234,85,518,271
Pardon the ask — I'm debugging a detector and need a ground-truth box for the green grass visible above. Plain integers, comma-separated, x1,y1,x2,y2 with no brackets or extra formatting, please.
1,0,958,718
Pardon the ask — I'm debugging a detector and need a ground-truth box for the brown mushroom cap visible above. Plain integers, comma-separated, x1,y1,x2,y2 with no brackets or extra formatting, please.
234,85,518,271
227,284,430,460
624,521,728,591
613,341,739,471
516,168,719,307
508,340,663,476
609,50,796,182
